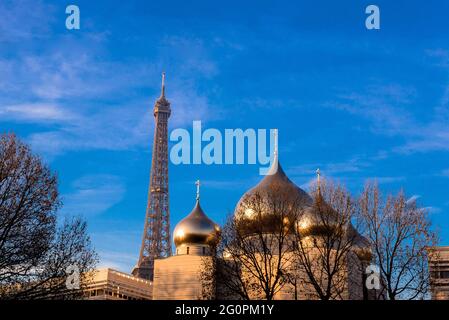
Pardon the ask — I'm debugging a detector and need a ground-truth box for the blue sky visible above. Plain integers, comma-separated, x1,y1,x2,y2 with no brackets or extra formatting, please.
1,0,449,271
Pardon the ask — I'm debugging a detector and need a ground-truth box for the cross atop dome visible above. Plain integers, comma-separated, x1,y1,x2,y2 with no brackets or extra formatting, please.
265,129,279,176
273,129,278,157
316,168,322,195
195,180,201,201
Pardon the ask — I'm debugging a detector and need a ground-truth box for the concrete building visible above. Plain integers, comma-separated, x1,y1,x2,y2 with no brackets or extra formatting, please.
429,246,449,300
85,268,152,300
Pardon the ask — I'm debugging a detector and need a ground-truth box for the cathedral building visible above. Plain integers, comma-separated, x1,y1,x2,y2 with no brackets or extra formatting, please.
225,153,371,300
151,150,371,300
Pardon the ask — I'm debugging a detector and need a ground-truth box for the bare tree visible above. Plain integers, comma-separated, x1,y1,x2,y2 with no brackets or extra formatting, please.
199,243,218,300
291,181,367,300
204,184,304,300
0,133,97,299
358,182,438,300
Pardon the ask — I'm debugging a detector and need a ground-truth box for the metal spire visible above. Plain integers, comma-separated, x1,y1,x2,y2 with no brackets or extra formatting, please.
195,180,201,201
273,129,278,158
316,168,321,194
160,72,166,98
266,129,279,175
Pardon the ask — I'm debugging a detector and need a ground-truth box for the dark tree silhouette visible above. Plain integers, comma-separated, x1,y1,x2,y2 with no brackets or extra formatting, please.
291,181,369,300
358,182,438,300
201,183,304,300
0,133,97,299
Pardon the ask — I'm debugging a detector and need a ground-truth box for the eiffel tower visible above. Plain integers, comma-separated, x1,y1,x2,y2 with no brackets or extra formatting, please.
132,73,171,280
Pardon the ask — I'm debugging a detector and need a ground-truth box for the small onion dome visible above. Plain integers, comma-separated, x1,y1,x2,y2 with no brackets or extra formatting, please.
296,196,370,252
173,200,220,247
296,197,341,237
234,157,312,235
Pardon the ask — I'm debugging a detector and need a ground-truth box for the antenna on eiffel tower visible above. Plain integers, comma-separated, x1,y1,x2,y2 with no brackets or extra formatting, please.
161,72,165,97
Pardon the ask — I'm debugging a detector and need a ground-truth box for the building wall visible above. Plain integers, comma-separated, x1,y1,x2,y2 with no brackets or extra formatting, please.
281,249,366,300
219,247,368,300
429,246,449,300
153,249,212,300
84,268,152,300
152,240,371,300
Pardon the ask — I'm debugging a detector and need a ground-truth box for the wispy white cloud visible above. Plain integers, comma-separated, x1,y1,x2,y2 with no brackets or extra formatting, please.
365,176,406,184
288,154,405,191
406,194,421,205
0,0,55,42
423,206,442,215
201,177,258,190
160,35,219,78
90,228,142,272
0,32,223,157
299,177,318,190
288,155,371,177
328,79,449,154
26,101,153,157
330,84,416,137
0,103,76,122
168,82,222,128
61,174,126,217
442,169,449,177
426,49,449,68
298,175,405,191
96,250,138,272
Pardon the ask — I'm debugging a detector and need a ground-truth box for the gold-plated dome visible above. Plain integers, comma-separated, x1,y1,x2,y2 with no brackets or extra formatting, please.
234,154,312,234
236,162,312,213
296,201,339,237
296,190,370,247
173,200,220,247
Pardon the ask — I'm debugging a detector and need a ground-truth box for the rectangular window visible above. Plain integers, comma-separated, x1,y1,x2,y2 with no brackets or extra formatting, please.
187,247,190,255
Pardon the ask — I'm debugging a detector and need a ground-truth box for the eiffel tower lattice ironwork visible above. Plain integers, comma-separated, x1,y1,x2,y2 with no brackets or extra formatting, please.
132,73,171,280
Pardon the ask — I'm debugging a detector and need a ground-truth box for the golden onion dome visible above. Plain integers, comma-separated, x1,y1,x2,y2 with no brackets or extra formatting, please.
296,194,371,245
173,199,220,247
234,155,313,234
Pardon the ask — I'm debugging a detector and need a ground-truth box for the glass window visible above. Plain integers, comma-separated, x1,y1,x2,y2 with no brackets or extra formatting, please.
440,271,449,279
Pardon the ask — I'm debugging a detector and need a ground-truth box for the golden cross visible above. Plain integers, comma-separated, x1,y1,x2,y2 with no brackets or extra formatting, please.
195,179,200,200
